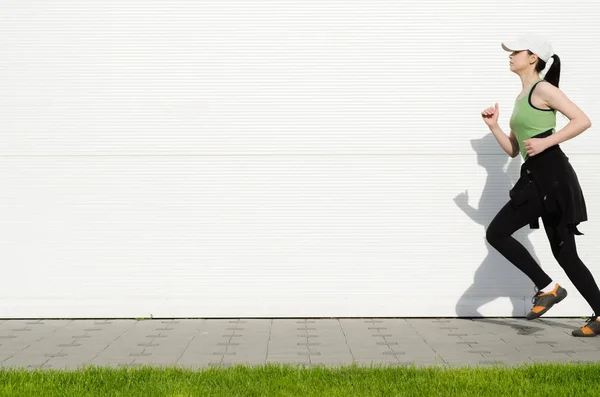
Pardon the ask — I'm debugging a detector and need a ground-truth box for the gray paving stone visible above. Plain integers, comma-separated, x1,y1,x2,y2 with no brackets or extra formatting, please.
309,357,354,366
231,338,269,349
140,345,189,355
442,357,502,366
552,347,593,354
512,344,560,355
220,357,266,366
268,350,309,357
347,338,381,349
265,357,309,365
43,357,93,370
232,343,269,352
529,354,577,363
132,356,181,366
480,354,532,364
565,351,600,361
87,358,137,367
1,355,49,368
183,345,223,356
226,351,266,358
176,353,215,362
0,342,31,353
13,348,64,357
310,347,351,356
578,339,600,348
266,352,308,359
353,359,402,367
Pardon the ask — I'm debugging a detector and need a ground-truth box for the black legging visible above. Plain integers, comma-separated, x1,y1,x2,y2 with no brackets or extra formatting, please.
486,185,600,315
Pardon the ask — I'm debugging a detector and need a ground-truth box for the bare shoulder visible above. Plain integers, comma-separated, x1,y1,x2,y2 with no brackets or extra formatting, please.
535,81,588,120
535,80,562,97
534,81,569,108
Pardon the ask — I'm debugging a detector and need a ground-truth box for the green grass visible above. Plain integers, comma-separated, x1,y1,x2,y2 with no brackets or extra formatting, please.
0,362,598,396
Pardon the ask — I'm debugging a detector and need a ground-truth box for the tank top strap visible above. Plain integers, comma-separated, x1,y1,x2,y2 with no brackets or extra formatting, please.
529,79,545,94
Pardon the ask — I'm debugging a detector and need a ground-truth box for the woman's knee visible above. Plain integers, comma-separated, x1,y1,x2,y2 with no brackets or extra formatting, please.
486,224,505,247
486,202,526,247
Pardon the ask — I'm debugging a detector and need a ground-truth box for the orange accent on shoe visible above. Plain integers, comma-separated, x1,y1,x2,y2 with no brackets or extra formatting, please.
581,326,595,336
540,284,560,297
531,306,546,313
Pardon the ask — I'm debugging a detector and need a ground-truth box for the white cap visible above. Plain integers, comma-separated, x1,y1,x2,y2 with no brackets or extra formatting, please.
501,33,554,62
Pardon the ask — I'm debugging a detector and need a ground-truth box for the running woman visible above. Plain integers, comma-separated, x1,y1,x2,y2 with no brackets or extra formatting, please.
481,32,600,336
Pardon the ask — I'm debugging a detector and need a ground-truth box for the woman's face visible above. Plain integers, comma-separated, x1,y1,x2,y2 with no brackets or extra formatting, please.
509,50,536,73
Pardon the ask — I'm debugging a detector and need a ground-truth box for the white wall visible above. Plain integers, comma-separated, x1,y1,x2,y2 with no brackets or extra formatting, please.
1,0,599,318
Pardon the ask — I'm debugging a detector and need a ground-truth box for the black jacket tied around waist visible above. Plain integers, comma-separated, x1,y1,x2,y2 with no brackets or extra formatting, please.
508,129,587,242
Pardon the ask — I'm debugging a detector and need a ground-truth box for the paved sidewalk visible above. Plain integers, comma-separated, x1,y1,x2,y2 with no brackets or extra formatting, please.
0,318,599,370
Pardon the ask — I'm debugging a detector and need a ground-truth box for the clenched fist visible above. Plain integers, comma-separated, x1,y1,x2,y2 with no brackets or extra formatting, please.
481,103,499,127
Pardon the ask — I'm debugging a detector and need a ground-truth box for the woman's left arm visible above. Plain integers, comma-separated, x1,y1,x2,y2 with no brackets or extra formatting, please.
540,82,592,145
524,82,592,156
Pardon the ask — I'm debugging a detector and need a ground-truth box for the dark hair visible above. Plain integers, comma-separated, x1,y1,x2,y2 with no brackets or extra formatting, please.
529,51,561,88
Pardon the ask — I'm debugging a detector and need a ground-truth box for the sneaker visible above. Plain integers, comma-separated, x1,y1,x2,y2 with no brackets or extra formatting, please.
526,283,568,320
572,315,600,337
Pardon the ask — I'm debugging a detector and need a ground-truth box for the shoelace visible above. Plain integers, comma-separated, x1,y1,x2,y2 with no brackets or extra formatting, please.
531,291,543,305
584,314,598,326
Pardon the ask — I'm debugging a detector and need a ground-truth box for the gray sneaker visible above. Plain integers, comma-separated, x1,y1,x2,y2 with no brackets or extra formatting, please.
526,284,567,320
572,315,600,337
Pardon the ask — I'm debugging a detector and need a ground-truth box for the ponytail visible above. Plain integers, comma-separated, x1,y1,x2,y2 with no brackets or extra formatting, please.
537,54,561,88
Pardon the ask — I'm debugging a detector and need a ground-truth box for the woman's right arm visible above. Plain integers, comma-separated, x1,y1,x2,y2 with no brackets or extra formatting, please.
489,124,519,158
482,103,519,158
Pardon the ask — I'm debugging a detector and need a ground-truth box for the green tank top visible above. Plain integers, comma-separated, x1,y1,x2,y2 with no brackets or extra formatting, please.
509,79,557,160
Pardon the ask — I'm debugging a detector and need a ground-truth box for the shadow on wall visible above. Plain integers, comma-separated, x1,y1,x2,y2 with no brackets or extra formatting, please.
454,133,540,317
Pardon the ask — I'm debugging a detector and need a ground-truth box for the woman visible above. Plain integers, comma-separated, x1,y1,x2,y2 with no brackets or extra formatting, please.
481,32,600,336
